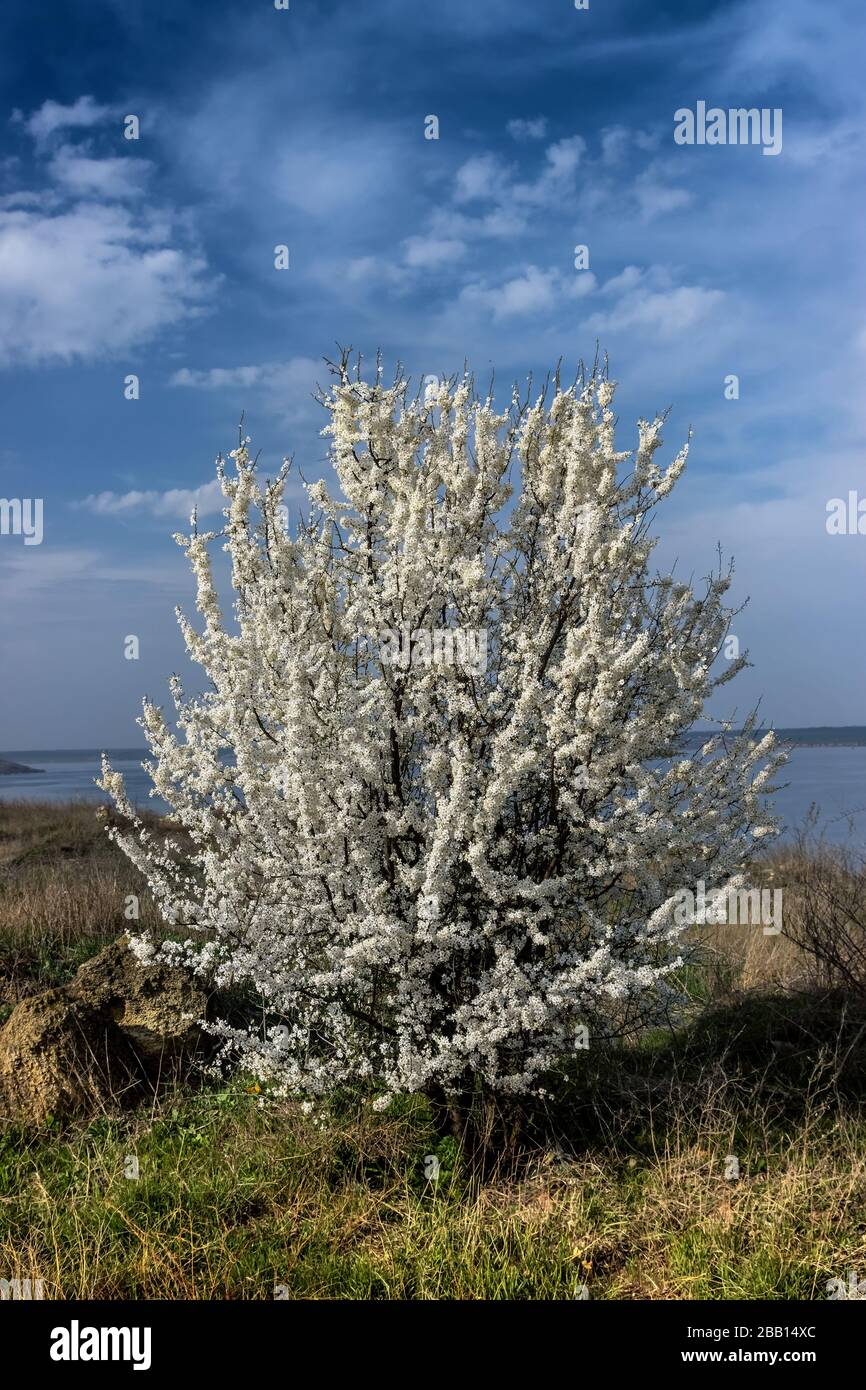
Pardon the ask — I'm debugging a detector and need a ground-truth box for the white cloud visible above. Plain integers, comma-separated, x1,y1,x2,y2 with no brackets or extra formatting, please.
633,163,694,221
507,117,548,142
599,265,644,296
454,153,509,204
459,265,597,320
347,127,696,319
0,544,183,596
0,203,211,365
48,144,153,199
419,205,526,245
273,130,407,218
540,136,585,183
15,96,113,148
402,234,466,268
588,282,724,338
511,136,587,207
475,206,528,238
447,258,721,339
0,190,58,211
337,255,410,289
719,0,864,104
440,254,720,343
453,136,586,218
0,96,210,367
171,365,271,389
79,479,225,520
782,119,863,168
600,125,631,165
169,356,322,426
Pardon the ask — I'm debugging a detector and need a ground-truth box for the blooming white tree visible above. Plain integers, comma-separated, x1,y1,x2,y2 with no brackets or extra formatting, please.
100,353,782,1113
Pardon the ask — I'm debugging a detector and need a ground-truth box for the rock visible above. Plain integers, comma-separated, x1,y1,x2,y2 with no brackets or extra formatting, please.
69,937,208,1061
0,937,209,1127
0,989,141,1128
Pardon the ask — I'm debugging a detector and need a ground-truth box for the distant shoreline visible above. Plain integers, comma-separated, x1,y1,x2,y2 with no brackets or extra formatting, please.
0,758,44,775
4,729,866,761
776,741,866,749
685,728,866,751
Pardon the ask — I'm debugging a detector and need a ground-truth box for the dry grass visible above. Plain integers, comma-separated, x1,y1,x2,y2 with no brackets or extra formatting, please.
0,800,168,1009
696,919,809,996
685,845,866,1000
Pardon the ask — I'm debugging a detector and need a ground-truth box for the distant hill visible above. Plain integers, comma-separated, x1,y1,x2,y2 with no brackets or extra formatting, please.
773,727,866,746
685,727,866,748
0,758,43,774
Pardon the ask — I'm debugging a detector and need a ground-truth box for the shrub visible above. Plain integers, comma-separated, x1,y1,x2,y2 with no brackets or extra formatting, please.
101,353,781,1112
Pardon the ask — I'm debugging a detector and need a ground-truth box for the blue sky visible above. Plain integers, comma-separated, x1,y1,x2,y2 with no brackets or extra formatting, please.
0,0,864,746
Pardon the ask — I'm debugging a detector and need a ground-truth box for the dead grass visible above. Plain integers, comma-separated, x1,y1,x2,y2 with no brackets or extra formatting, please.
686,845,866,1000
0,801,169,1008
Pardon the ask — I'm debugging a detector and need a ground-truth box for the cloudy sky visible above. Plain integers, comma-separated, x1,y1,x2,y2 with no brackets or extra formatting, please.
0,0,864,746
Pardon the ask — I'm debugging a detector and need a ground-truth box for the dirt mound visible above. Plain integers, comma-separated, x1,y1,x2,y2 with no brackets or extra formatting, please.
0,937,209,1127
70,937,207,1061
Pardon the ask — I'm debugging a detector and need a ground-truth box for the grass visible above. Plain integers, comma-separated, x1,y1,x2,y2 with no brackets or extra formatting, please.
1,800,865,1300
2,1073,863,1300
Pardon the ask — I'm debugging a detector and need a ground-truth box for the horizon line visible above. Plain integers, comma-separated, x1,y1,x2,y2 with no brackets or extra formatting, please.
5,724,866,756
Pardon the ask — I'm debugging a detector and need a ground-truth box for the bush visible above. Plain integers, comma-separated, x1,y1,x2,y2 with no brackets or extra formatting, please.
101,352,781,1113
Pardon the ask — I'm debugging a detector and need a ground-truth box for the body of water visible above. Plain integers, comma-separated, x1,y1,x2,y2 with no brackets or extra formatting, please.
1,745,865,848
0,750,168,814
